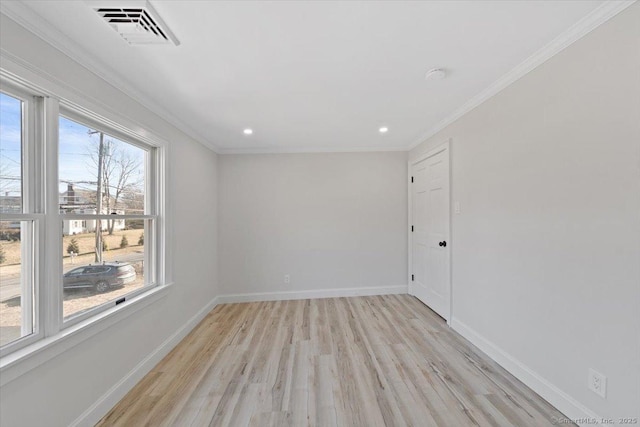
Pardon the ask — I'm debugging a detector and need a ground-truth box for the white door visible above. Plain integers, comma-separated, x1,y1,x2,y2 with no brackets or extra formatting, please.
410,144,450,320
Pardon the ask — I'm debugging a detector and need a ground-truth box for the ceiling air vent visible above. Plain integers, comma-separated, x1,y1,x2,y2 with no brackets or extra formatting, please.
92,1,179,46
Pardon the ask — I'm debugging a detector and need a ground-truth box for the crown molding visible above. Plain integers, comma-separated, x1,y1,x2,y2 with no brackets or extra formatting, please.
406,0,637,151
217,145,409,155
0,1,220,153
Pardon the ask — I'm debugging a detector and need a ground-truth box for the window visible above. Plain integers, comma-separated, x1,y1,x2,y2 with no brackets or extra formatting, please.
0,77,165,357
0,89,37,350
59,113,154,321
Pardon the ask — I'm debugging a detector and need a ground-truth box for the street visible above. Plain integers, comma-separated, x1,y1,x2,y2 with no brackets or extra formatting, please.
0,251,144,302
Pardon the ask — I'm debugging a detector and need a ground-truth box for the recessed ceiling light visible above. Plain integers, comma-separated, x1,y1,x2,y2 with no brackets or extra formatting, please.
425,68,447,81
243,129,253,135
379,127,389,133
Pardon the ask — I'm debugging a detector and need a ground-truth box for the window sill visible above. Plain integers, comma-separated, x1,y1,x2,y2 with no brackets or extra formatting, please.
0,283,172,387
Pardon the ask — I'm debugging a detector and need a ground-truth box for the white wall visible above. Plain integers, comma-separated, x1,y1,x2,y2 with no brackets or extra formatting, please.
410,4,640,421
0,14,219,427
218,152,407,298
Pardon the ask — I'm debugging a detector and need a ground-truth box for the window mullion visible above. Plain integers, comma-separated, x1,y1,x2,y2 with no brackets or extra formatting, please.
42,96,62,337
58,214,155,220
32,96,45,341
20,95,38,338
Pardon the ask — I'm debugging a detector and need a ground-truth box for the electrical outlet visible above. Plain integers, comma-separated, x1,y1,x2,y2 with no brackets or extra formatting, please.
588,369,607,398
284,274,290,284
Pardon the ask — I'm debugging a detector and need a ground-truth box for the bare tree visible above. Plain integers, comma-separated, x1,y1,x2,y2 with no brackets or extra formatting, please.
107,147,142,233
120,188,145,213
87,134,143,235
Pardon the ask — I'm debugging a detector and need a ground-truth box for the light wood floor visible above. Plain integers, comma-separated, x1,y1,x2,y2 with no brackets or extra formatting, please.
98,295,571,426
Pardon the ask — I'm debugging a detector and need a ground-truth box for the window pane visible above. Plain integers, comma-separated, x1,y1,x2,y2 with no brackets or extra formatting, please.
0,221,33,347
62,219,148,319
59,116,146,216
0,93,22,213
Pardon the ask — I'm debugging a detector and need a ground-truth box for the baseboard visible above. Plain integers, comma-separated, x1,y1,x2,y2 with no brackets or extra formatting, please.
67,291,599,426
217,284,408,304
69,295,220,427
450,318,603,427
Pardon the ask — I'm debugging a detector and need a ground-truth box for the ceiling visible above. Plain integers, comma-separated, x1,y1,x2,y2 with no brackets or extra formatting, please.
4,1,611,152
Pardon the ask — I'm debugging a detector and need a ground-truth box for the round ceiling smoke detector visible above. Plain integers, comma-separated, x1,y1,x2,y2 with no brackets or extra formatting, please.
425,68,447,81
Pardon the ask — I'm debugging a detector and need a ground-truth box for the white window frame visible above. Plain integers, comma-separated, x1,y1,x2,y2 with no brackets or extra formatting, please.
57,107,159,328
0,82,44,356
0,71,170,366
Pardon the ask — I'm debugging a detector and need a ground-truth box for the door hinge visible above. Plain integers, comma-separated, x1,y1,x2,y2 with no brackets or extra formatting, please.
411,176,414,183
411,274,414,281
411,225,414,232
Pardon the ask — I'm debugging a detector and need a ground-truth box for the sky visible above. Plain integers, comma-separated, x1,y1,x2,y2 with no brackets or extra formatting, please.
0,92,146,202
0,93,22,198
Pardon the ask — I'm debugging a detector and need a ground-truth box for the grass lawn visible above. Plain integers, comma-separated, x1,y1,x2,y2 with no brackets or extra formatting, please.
0,228,145,266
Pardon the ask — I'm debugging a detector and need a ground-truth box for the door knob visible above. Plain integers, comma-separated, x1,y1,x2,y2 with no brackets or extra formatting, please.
439,241,447,247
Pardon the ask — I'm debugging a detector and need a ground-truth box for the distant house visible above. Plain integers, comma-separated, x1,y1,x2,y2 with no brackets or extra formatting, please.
59,183,94,209
0,193,22,231
0,193,21,214
59,184,126,235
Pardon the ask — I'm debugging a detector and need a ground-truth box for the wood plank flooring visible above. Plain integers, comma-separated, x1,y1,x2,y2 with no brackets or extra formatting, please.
97,295,571,426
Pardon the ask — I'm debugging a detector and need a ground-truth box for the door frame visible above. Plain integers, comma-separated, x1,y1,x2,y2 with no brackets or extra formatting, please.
407,138,452,323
